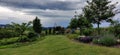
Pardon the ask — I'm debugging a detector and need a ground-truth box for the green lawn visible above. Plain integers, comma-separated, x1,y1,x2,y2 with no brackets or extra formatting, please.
0,35,120,55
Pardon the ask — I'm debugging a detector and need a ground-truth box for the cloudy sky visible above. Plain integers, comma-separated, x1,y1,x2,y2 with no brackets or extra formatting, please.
0,0,120,27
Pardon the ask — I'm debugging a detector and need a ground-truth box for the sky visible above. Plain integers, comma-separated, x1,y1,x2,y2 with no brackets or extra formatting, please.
0,0,120,27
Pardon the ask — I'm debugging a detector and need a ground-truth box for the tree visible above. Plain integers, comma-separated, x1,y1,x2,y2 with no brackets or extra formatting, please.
11,21,32,36
33,17,42,34
83,0,118,35
49,28,52,34
45,30,48,35
110,20,120,38
53,27,56,34
78,15,93,35
69,17,78,29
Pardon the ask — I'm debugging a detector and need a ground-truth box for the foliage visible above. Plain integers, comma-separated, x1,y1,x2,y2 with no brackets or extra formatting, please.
0,29,19,39
66,34,78,39
92,39,99,44
93,37,117,46
27,32,38,39
33,17,42,34
53,26,65,34
0,37,19,45
69,18,78,29
49,28,52,34
65,28,71,34
78,15,93,30
40,31,46,37
53,27,56,34
45,30,48,35
60,27,65,34
83,0,117,35
17,36,29,42
111,21,120,39
11,22,32,36
82,28,93,36
69,14,93,35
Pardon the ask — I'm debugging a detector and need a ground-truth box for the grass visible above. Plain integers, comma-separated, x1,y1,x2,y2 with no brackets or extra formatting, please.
0,35,120,55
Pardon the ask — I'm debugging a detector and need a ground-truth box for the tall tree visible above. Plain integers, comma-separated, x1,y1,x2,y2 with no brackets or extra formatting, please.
83,0,118,35
78,15,93,35
33,17,42,34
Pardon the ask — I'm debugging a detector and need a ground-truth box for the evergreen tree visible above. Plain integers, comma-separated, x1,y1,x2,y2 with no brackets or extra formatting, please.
83,0,118,35
49,28,52,34
45,30,48,35
33,17,42,34
53,27,56,34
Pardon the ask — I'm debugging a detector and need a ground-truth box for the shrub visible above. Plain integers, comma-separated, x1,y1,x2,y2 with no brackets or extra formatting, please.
0,37,19,45
113,23,120,38
27,32,39,41
27,32,38,39
93,39,99,44
0,29,19,39
65,29,71,34
17,36,29,42
93,37,117,46
82,29,92,36
40,32,46,37
78,37,93,43
66,34,78,39
117,39,120,44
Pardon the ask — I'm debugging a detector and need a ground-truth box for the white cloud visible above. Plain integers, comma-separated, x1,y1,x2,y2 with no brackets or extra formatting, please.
0,6,35,23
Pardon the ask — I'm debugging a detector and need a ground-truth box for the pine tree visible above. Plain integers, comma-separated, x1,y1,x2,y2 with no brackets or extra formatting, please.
33,17,42,34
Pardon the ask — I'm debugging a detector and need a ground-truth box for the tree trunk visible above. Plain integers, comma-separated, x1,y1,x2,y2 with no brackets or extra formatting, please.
97,22,100,36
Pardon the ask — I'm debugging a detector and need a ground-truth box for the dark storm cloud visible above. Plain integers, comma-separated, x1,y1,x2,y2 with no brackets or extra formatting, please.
0,0,86,10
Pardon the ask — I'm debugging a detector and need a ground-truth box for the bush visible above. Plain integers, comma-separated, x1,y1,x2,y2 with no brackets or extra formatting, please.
27,32,40,41
0,37,19,45
82,29,92,36
40,32,46,37
65,29,71,34
117,39,120,44
27,32,38,39
93,39,99,44
78,37,93,43
66,34,78,39
0,29,19,39
17,36,29,42
113,23,120,38
93,37,117,46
